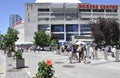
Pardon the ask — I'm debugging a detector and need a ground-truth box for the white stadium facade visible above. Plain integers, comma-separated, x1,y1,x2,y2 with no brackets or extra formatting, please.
14,0,120,45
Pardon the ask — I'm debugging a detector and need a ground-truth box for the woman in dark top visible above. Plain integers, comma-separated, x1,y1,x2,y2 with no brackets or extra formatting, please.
72,45,78,62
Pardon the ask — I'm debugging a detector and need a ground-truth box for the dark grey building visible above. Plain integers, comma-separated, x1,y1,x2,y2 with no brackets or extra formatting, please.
9,14,22,28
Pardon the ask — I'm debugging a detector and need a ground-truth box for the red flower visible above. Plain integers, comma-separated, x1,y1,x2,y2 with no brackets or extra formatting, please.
46,60,52,66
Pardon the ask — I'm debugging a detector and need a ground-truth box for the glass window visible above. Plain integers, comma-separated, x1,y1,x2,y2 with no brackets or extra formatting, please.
38,9,49,12
38,13,49,16
80,33,91,35
80,24,91,31
38,18,49,21
79,9,91,12
65,13,77,18
106,9,117,12
66,24,78,32
38,24,49,31
51,34,64,40
66,33,78,41
93,9,104,12
51,25,64,32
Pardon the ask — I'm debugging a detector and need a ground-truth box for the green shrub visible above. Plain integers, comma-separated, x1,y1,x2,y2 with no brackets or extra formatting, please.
33,60,54,78
13,51,22,59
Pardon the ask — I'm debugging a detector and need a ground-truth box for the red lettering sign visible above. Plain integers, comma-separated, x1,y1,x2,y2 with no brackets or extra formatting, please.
79,4,98,9
79,4,118,10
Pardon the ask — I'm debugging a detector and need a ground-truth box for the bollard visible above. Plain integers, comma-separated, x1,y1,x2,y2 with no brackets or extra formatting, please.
104,50,108,60
115,50,119,62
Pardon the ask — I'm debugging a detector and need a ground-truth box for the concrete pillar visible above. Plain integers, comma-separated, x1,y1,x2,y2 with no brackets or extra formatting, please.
94,50,98,60
115,50,119,62
104,49,108,60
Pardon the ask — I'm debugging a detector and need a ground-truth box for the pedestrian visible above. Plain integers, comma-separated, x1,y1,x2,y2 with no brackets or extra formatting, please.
61,45,65,55
72,45,78,63
107,45,112,55
83,47,87,63
77,44,83,63
66,45,71,56
89,46,94,59
94,46,98,60
56,45,60,55
68,51,72,63
111,46,116,58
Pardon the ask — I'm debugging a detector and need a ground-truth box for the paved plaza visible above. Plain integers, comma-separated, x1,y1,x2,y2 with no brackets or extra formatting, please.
0,50,120,78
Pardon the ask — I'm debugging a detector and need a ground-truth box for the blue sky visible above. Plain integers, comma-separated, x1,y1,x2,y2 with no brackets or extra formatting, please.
0,0,120,34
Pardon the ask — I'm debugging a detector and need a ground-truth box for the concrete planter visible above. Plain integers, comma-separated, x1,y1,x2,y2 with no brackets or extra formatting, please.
13,58,25,68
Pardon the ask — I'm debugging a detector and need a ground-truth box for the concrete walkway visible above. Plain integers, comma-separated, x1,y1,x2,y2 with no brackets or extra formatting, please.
0,50,120,78
0,50,30,78
0,52,5,78
24,51,120,78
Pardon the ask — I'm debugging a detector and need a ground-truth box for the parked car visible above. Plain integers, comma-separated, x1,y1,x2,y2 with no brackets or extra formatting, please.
30,46,43,51
35,46,43,51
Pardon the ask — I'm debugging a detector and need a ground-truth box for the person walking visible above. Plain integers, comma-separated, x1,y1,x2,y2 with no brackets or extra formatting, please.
83,47,87,63
72,45,78,63
89,46,94,59
56,45,60,55
94,46,98,60
68,51,73,63
77,44,83,63
61,45,65,55
111,46,116,58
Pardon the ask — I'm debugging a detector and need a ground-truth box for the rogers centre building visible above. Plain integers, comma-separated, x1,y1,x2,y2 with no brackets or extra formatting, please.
16,0,120,44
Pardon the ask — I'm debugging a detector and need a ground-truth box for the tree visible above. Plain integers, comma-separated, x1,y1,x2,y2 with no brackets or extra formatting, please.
90,18,120,46
51,39,57,45
34,30,51,49
90,18,120,61
0,34,4,49
4,27,19,52
90,22,104,45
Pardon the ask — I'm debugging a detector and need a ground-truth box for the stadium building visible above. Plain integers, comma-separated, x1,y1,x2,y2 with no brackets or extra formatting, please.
16,0,120,44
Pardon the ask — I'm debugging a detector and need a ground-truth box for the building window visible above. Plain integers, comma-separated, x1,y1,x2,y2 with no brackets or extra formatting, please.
66,33,78,41
38,13,49,16
38,18,49,21
106,9,117,12
51,34,64,40
80,24,91,36
38,9,49,12
51,25,64,32
79,9,91,12
80,24,91,31
66,24,78,32
38,24,49,31
93,9,104,12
